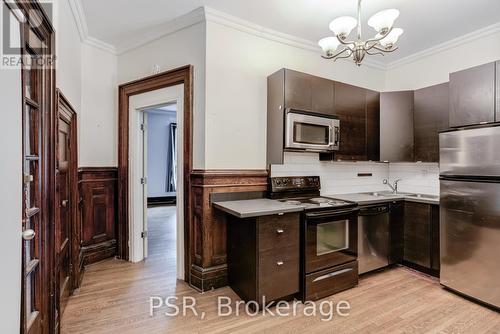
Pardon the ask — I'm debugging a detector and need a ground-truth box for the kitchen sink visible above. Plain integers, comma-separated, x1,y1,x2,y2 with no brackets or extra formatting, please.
406,193,439,200
362,191,399,197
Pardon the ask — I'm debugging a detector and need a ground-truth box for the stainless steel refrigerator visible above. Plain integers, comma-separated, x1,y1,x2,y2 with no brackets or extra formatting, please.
440,126,500,309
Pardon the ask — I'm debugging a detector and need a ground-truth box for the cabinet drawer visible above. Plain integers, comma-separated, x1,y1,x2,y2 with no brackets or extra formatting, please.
304,261,358,301
258,213,300,253
258,246,299,300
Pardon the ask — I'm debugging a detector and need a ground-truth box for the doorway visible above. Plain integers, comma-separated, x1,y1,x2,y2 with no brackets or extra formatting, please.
118,66,193,283
128,85,185,279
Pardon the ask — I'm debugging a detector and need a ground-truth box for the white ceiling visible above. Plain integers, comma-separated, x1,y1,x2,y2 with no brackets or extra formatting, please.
80,0,500,63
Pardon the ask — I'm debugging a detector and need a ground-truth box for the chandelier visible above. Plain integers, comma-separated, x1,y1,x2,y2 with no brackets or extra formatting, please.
319,0,403,66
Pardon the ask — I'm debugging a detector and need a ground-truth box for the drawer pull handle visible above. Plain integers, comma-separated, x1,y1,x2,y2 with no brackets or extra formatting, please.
312,268,353,282
277,212,284,216
277,261,284,266
276,229,284,234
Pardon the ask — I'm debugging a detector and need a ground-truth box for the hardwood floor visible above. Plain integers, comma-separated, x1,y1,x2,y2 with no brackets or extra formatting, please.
61,207,499,333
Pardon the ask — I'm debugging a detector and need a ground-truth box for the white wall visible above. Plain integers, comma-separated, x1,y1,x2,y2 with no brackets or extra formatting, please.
0,10,22,332
117,22,206,169
146,110,177,197
204,19,386,170
385,27,500,91
389,163,440,196
80,44,118,166
54,0,82,115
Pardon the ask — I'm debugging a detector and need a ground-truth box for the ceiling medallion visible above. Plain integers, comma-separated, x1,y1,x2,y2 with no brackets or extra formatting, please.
319,0,403,66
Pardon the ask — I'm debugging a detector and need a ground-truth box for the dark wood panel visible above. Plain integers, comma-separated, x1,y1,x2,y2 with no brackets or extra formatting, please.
380,91,414,162
258,245,299,300
403,202,431,268
335,82,367,160
414,82,449,162
190,170,268,291
449,62,496,127
389,201,404,265
79,167,118,265
366,89,380,161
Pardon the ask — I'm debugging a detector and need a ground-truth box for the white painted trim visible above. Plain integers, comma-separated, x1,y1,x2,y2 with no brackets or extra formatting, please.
386,21,500,70
68,0,117,54
203,7,387,71
69,3,500,71
116,7,206,55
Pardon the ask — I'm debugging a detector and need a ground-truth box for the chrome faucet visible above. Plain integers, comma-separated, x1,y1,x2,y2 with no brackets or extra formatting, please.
383,179,402,194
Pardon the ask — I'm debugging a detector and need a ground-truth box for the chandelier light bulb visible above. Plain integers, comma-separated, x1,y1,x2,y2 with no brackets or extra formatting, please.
318,37,341,55
368,9,400,33
378,28,404,49
329,16,358,38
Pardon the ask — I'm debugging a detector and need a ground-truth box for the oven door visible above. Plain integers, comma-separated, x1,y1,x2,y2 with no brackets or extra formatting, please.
304,208,358,274
285,111,340,152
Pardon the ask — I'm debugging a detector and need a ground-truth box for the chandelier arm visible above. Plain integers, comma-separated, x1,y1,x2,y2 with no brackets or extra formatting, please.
321,47,353,60
371,45,399,53
337,36,357,47
364,26,394,50
333,52,354,62
365,49,385,57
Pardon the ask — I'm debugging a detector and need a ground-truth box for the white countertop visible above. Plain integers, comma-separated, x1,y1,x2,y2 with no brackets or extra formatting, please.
213,199,304,218
328,192,439,205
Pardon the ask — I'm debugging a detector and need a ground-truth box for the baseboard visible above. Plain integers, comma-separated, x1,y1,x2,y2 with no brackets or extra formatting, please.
81,239,117,266
147,196,176,206
190,264,228,292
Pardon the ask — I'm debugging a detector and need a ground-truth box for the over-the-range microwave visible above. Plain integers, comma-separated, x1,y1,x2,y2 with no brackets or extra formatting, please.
285,109,340,153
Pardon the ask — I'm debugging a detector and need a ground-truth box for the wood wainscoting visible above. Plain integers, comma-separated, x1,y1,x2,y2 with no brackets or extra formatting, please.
189,170,268,291
78,167,118,268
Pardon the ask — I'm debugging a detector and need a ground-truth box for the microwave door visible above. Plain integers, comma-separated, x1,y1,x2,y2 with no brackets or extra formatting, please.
285,112,338,152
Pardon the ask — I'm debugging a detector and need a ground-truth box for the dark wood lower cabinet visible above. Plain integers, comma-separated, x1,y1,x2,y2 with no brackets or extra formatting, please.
389,201,404,265
227,213,300,304
190,170,268,291
403,202,440,276
78,167,118,266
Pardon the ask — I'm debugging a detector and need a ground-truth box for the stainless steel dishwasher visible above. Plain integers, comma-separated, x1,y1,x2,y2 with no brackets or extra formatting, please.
358,204,390,274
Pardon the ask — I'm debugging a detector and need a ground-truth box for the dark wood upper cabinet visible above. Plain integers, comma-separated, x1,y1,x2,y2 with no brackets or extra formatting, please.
284,69,335,114
449,62,496,127
414,83,449,162
334,82,368,160
380,91,414,162
366,89,381,161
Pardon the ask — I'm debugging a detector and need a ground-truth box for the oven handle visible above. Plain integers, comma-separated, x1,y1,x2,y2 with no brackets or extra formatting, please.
305,208,359,219
312,268,354,282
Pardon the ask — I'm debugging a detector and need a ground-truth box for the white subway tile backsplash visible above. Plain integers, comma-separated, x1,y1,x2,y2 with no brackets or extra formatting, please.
270,152,440,196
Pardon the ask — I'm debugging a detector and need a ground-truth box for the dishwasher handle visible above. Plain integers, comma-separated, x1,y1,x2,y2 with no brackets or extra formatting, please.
359,205,389,216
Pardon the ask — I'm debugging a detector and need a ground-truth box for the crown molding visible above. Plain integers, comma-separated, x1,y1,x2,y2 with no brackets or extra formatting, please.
115,7,206,55
203,7,387,71
68,0,117,54
386,21,500,70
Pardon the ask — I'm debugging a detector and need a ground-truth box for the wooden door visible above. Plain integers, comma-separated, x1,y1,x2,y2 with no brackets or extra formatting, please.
449,62,495,127
56,116,72,314
18,2,55,332
365,89,380,161
403,202,431,268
